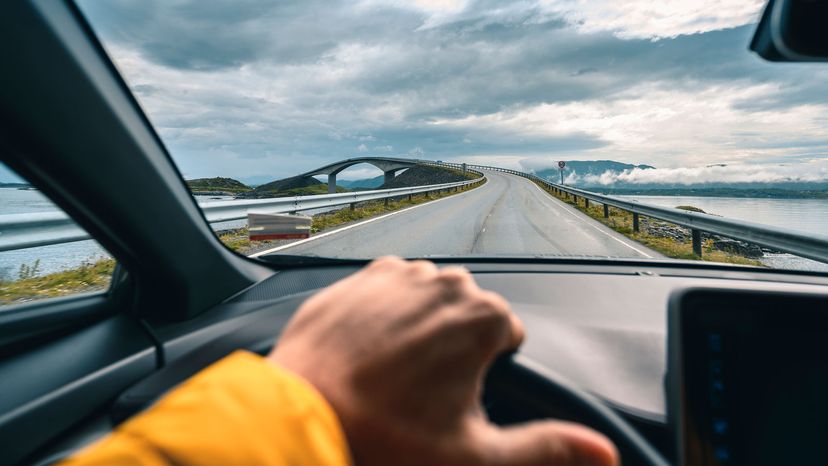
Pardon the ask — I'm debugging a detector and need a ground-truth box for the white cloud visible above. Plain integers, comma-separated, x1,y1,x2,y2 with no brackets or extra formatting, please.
573,161,828,185
336,166,384,180
84,1,828,183
362,0,765,39
432,81,828,168
538,0,765,40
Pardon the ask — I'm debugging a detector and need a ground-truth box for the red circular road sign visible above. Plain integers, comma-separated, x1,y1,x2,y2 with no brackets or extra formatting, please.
558,161,566,169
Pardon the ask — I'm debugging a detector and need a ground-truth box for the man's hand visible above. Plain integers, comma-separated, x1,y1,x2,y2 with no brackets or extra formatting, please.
268,257,618,466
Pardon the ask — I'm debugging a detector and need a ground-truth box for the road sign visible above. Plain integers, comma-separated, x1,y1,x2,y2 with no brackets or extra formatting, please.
558,161,566,169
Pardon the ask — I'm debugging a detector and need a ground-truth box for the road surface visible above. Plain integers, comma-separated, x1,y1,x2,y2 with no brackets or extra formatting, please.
263,170,662,259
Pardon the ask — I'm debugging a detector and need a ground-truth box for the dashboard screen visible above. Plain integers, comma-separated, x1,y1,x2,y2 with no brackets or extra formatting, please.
671,290,828,466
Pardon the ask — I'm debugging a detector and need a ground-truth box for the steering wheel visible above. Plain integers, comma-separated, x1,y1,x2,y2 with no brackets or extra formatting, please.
485,354,670,466
112,299,671,466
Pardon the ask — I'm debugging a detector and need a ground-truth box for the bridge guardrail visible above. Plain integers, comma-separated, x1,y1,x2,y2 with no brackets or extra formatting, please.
0,173,485,252
437,162,828,264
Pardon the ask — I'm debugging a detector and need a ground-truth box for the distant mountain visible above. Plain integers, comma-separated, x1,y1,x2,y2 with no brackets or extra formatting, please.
532,160,828,198
536,160,655,182
0,182,33,188
593,186,828,199
338,175,385,189
187,177,251,194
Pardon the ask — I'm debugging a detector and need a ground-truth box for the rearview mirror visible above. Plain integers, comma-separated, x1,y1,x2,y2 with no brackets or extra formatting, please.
750,0,828,61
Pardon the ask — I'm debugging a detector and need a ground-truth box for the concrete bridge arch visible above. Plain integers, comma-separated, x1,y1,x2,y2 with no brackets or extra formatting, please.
300,157,421,193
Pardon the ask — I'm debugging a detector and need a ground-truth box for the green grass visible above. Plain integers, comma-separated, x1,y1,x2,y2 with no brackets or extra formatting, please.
534,183,763,267
218,179,486,255
1,258,116,306
444,167,481,180
187,177,252,194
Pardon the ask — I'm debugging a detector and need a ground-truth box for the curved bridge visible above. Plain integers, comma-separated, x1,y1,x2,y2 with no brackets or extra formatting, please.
299,157,421,193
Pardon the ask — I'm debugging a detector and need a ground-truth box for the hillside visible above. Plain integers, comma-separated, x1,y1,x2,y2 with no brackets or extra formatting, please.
187,177,251,195
238,175,349,198
381,166,478,189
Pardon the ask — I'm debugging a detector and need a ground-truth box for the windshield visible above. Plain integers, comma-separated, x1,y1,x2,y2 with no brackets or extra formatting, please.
72,0,828,273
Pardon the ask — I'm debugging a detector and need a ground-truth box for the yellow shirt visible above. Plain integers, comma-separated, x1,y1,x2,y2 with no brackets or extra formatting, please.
63,351,352,466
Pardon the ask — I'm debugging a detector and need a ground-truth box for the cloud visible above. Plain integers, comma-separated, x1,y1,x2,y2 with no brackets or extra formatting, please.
538,0,765,40
433,81,828,168
567,161,828,185
74,0,828,182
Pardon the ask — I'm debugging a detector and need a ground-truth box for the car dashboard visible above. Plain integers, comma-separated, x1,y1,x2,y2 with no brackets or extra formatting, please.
30,259,828,465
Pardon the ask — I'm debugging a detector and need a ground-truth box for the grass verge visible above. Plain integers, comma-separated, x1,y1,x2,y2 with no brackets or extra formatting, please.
1,258,116,306
533,182,763,266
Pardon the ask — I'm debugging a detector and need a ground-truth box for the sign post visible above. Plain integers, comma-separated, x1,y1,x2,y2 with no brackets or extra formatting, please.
558,161,566,184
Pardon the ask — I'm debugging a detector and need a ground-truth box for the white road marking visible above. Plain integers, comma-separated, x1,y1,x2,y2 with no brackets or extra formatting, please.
528,180,655,258
248,179,490,257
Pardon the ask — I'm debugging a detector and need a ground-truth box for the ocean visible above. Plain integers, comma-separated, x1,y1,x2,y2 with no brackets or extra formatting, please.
619,195,828,272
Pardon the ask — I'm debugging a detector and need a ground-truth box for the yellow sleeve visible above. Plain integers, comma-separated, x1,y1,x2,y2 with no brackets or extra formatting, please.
63,351,352,466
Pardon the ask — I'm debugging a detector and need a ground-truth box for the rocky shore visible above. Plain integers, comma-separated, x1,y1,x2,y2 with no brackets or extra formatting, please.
640,217,777,258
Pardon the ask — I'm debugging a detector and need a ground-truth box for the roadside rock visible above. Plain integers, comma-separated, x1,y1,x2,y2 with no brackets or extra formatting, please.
710,238,765,258
640,217,766,258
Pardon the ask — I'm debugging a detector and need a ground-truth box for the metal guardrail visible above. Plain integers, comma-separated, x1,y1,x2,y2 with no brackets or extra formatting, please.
448,162,828,264
0,174,484,252
4,158,827,265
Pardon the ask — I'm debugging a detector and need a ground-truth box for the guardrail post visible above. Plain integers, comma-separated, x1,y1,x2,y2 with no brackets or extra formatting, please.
632,213,640,232
692,229,703,257
585,199,590,208
350,203,356,211
408,194,413,202
384,198,389,207
603,204,609,218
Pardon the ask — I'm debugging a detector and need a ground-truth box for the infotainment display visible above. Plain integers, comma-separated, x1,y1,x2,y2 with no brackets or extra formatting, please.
668,289,828,466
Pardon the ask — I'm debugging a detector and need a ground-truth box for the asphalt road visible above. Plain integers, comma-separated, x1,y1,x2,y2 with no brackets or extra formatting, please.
268,170,662,259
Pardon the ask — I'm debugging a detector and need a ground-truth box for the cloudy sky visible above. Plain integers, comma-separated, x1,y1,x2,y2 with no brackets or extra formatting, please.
57,0,828,184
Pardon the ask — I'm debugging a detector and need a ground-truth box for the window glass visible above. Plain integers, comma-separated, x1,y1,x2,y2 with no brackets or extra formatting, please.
0,162,115,307
75,1,828,274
